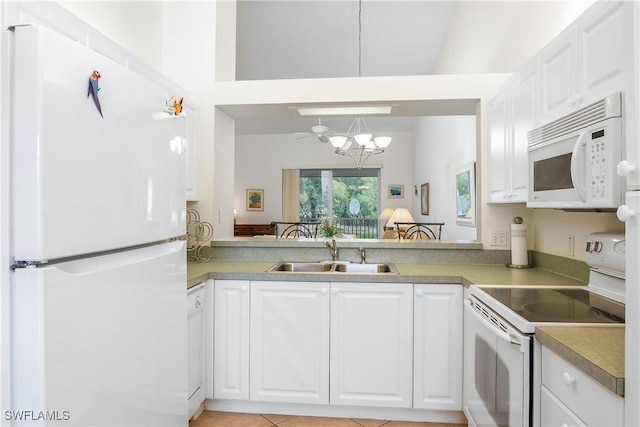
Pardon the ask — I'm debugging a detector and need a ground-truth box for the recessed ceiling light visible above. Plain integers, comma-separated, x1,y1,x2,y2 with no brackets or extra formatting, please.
295,105,394,116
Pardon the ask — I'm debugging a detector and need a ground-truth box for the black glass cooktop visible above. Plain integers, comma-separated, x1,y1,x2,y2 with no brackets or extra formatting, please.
479,287,625,323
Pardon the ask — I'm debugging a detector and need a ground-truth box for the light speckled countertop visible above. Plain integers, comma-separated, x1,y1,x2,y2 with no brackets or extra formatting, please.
187,260,623,395
536,326,625,396
187,260,586,288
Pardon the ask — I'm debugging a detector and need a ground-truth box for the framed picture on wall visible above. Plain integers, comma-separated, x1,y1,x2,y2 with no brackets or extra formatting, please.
246,189,264,211
455,163,476,227
387,184,404,199
420,183,430,215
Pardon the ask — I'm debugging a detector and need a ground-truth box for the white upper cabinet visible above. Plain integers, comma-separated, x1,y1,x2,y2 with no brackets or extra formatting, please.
487,61,536,204
539,29,578,124
488,93,509,202
540,0,631,125
510,67,537,199
489,0,634,203
578,1,630,104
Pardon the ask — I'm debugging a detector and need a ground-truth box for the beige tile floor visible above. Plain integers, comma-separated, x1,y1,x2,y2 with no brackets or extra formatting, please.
189,411,467,427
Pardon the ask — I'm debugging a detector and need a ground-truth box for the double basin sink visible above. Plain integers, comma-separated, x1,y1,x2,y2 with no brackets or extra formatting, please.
267,261,398,274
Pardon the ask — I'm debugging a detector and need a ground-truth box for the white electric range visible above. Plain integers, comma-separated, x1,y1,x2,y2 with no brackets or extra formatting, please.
463,232,625,427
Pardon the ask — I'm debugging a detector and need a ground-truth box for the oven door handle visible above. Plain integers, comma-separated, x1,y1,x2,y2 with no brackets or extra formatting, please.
466,299,526,349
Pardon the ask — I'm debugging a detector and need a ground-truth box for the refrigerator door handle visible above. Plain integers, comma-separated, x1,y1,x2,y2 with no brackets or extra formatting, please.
52,241,185,275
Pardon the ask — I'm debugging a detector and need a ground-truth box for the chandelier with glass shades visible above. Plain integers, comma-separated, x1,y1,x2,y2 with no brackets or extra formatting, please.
325,0,392,169
328,118,392,169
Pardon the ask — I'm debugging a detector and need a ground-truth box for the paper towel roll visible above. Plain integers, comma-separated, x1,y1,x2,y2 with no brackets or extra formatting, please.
510,223,528,266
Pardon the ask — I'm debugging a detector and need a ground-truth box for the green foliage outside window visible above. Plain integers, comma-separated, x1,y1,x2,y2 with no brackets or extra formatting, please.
300,175,379,220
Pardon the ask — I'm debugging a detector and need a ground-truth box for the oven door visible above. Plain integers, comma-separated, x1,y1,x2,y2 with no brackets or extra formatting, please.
463,297,532,427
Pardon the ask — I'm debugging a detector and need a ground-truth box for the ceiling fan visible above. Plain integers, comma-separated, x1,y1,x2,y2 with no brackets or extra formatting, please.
294,119,334,143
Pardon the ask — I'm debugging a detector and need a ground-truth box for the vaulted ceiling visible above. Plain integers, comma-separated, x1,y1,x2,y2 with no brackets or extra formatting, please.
236,0,456,80
233,0,458,135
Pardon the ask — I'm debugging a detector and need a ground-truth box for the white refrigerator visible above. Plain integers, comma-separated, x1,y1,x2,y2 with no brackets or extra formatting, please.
7,24,187,426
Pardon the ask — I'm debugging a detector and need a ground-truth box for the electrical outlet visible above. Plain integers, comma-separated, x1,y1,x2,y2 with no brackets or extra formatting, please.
568,235,575,257
490,230,507,246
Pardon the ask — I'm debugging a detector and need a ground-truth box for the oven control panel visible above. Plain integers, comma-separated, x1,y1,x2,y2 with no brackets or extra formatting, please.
585,232,625,275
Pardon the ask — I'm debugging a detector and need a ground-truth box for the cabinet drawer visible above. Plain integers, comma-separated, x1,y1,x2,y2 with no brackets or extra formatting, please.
540,386,585,427
187,282,205,316
541,347,623,426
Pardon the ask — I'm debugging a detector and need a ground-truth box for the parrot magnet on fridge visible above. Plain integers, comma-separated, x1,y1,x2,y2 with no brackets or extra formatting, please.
87,70,103,118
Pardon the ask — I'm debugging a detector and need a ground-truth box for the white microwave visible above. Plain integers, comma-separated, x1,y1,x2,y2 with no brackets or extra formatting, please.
527,93,624,210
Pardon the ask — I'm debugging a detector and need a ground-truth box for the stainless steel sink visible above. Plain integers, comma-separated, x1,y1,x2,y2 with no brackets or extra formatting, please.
334,263,398,273
268,262,334,272
266,262,398,274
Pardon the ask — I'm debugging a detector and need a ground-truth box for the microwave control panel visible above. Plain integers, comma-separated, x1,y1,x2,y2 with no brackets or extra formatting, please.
587,128,610,200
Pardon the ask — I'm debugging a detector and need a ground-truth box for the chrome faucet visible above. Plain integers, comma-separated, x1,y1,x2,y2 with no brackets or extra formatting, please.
358,247,367,264
324,238,339,261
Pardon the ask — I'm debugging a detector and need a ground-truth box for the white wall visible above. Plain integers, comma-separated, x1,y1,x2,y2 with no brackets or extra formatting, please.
160,1,216,102
214,0,236,81
412,116,476,241
212,108,236,238
434,0,597,74
235,131,414,226
58,1,164,69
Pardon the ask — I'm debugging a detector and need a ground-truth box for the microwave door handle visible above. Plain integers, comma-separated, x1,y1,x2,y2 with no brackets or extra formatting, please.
570,132,588,201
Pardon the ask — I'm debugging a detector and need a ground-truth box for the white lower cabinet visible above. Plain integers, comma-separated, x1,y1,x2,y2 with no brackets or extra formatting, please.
213,280,250,400
540,386,586,427
540,346,623,426
413,284,463,410
211,279,464,416
330,282,413,408
250,281,330,404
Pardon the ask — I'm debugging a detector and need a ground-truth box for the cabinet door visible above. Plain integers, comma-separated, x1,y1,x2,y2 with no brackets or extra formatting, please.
488,93,509,202
413,284,463,410
539,29,578,124
214,280,250,400
577,0,629,105
330,282,413,408
250,281,330,404
509,65,537,202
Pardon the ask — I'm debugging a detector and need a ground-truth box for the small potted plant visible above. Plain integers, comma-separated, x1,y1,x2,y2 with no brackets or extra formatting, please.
319,216,343,238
